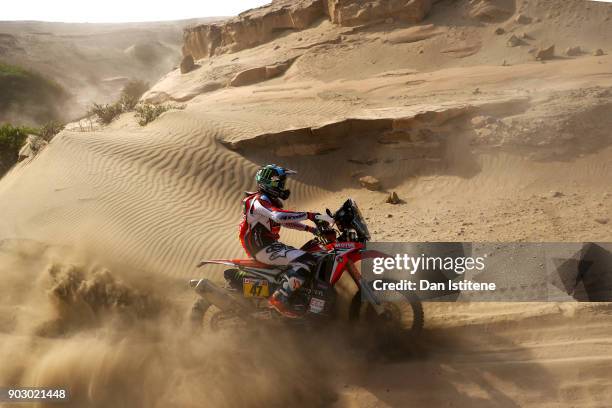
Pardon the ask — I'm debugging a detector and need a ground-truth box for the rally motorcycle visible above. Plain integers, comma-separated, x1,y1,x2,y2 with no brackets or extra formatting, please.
189,199,424,335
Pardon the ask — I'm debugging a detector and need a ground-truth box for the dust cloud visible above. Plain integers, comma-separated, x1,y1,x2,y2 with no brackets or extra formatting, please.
0,240,360,408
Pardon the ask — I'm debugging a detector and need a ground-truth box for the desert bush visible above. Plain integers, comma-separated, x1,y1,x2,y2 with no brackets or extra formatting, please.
87,79,149,125
88,102,124,125
0,123,37,175
40,120,65,141
119,80,149,111
134,103,172,126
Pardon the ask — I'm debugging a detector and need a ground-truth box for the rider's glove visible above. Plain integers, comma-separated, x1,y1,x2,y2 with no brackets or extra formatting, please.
322,229,337,241
314,213,335,225
307,212,318,221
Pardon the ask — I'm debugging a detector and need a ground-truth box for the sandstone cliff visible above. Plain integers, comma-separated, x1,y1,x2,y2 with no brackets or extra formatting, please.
183,0,433,60
183,0,324,59
326,0,432,26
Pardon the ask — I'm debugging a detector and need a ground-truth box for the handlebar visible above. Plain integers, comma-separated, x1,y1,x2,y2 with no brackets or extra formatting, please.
313,218,329,229
313,219,337,244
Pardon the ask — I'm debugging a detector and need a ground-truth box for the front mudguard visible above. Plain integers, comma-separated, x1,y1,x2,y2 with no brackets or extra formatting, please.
348,249,393,313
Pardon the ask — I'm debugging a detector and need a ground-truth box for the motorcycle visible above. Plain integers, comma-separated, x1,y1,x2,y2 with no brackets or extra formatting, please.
189,198,424,335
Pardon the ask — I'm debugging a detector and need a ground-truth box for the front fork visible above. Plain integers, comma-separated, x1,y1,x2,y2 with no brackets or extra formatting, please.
345,260,386,315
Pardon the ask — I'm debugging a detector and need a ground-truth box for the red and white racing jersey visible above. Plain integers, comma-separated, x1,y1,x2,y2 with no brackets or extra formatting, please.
239,193,312,256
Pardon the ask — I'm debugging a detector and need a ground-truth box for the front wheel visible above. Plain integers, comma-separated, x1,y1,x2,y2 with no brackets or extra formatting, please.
349,281,424,336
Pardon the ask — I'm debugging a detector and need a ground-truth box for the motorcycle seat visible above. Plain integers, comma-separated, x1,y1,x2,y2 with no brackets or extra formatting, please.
231,259,286,270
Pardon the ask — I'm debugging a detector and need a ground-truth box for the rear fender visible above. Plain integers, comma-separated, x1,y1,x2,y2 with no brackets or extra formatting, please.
196,259,282,282
189,278,251,311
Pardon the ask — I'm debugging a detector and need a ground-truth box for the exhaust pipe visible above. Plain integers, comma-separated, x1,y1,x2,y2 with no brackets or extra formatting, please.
189,278,248,312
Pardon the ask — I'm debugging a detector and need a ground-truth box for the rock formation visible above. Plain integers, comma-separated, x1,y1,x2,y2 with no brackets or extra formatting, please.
180,55,196,74
468,0,514,22
183,0,324,59
536,45,555,60
359,175,381,191
386,191,402,204
507,34,523,47
326,0,432,27
182,0,433,60
229,57,298,87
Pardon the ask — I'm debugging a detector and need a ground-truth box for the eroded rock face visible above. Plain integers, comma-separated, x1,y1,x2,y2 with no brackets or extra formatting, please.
182,0,434,60
468,0,515,22
183,0,324,60
180,55,196,74
470,87,612,160
326,0,432,27
229,57,298,87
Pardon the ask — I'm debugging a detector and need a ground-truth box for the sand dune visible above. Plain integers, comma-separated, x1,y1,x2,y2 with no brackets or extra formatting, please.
1,0,611,406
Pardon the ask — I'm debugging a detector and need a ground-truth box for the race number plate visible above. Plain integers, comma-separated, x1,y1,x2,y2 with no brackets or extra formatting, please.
309,298,326,314
243,278,270,298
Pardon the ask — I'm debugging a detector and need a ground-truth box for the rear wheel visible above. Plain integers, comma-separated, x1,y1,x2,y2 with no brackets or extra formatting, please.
191,301,250,333
209,308,249,332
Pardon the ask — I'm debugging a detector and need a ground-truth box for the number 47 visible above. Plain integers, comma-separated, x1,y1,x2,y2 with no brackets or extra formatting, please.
250,282,263,296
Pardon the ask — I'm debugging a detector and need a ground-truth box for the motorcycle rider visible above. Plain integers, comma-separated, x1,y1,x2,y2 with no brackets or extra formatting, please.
239,164,333,318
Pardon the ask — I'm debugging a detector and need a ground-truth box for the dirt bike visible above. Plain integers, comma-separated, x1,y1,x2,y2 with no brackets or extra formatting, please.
189,199,424,335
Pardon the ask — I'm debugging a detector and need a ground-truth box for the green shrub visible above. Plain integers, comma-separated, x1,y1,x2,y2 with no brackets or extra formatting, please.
0,63,28,77
88,102,124,125
119,80,149,111
0,62,69,125
134,103,171,126
0,123,37,175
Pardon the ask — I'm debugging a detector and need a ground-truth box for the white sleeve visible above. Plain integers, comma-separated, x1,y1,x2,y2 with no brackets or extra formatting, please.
251,199,309,224
284,222,312,232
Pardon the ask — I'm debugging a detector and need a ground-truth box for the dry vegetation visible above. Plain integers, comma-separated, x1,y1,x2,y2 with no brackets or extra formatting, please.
87,80,182,126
